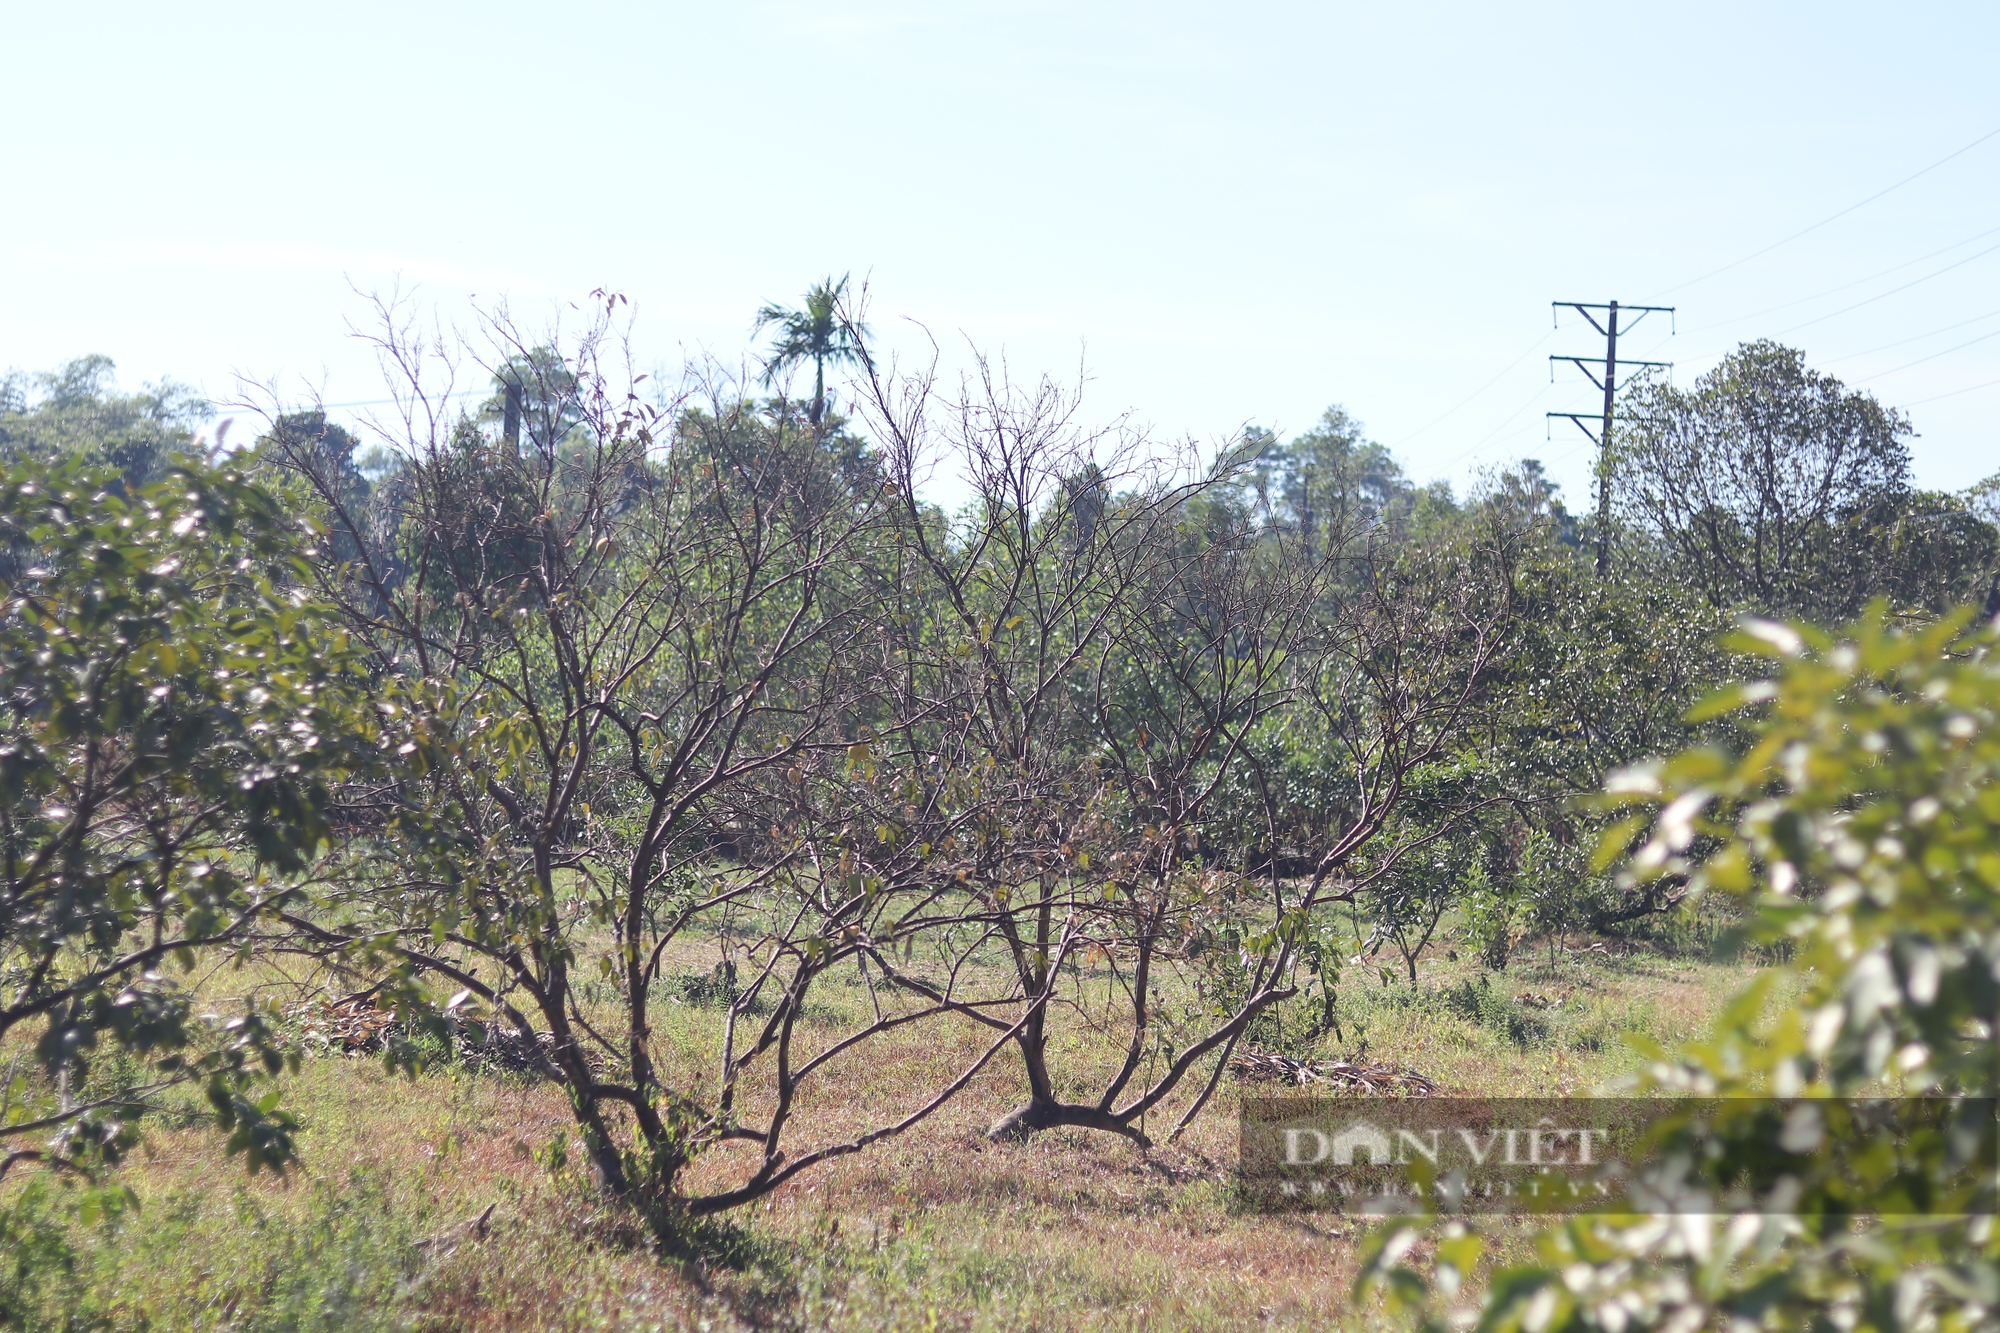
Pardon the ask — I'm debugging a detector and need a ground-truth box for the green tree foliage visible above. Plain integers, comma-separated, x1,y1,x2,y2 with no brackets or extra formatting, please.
1248,405,1418,542
257,411,375,570
475,344,584,454
0,458,401,1179
0,356,209,490
1465,461,1740,934
1252,455,1724,961
1364,604,2000,1330
1614,341,1994,618
753,275,869,427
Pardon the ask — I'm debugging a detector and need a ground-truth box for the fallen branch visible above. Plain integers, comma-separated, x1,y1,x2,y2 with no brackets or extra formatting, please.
1226,1050,1438,1094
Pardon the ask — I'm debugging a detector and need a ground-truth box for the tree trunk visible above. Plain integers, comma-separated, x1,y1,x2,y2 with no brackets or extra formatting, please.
985,1098,1151,1147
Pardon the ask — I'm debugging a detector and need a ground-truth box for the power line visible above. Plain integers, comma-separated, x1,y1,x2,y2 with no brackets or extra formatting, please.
1823,308,2000,364
1622,291,2000,415
1857,326,2000,383
204,388,490,415
324,389,490,410
1391,330,1553,449
1904,374,2000,407
1681,220,2000,335
1548,433,1598,466
1772,239,2000,336
1648,122,2000,299
1440,382,1552,470
316,396,408,409
1617,314,2000,409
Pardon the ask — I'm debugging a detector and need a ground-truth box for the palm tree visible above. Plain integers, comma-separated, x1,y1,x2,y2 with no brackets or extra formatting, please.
753,274,869,427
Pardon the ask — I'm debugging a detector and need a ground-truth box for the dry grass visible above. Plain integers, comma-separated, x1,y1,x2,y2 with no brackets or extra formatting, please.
2,936,1761,1331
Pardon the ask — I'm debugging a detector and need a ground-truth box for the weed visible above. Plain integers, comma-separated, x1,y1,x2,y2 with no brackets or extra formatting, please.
0,1169,428,1332
1443,975,1549,1048
0,1175,131,1332
663,960,775,1017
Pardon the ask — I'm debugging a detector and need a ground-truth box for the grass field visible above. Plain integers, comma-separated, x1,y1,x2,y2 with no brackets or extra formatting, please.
1,923,1770,1332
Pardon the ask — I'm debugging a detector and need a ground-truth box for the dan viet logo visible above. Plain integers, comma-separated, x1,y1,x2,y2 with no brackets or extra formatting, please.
1237,1097,1996,1216
1255,1107,1624,1212
1282,1117,1611,1168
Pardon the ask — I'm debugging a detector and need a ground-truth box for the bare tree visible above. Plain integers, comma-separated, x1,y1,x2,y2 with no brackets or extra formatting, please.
838,327,1222,1144
836,323,1500,1147
257,294,1023,1225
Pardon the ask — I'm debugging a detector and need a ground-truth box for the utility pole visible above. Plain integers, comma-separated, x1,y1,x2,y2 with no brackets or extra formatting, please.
1548,300,1673,576
502,379,523,459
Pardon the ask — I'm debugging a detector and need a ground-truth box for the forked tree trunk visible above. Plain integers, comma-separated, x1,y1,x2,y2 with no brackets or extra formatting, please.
983,1002,1153,1145
985,1097,1152,1146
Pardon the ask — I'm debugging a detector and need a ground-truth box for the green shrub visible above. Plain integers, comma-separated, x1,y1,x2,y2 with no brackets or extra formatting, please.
1364,606,2000,1331
1441,975,1548,1048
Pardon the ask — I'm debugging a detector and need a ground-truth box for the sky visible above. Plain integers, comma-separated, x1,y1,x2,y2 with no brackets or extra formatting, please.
2,1,1996,508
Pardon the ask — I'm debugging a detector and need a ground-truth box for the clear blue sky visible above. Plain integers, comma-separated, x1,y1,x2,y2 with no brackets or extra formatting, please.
3,1,1995,505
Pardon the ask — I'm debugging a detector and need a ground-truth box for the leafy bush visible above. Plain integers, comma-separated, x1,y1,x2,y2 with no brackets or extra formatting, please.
1363,605,2000,1331
1441,975,1548,1048
0,456,414,1176
0,1175,132,1331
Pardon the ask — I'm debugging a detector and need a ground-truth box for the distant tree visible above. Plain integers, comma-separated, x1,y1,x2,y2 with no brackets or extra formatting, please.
754,275,869,427
1609,340,1978,618
1839,486,1999,616
474,345,583,457
1252,406,1413,548
257,411,374,569
0,356,208,489
1487,458,1579,547
1970,471,2000,528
